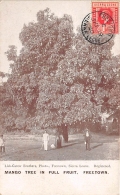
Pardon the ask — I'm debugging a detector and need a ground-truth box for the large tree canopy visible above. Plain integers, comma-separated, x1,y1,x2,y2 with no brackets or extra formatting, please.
5,8,73,114
36,29,119,128
2,8,120,135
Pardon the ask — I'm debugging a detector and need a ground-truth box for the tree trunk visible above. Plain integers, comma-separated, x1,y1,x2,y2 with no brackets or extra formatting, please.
62,124,68,143
57,124,68,142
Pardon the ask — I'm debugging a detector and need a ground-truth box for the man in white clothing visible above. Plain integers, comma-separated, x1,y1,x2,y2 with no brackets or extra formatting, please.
42,131,49,151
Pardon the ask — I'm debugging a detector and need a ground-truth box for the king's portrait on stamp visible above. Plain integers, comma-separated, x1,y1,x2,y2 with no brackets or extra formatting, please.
0,1,119,162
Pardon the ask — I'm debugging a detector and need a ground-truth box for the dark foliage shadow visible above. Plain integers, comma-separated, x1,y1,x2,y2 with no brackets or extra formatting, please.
91,143,103,149
61,142,79,148
67,139,80,143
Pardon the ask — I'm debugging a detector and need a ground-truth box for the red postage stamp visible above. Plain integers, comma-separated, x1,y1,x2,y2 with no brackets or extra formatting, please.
92,2,119,34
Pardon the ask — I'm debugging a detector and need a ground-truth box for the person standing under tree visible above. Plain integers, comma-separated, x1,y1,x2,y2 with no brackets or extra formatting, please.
42,131,49,151
0,135,5,153
55,132,62,148
84,129,92,151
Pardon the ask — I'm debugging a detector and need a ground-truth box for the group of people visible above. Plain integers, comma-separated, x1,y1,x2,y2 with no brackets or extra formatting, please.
0,128,92,153
42,128,92,151
42,130,62,151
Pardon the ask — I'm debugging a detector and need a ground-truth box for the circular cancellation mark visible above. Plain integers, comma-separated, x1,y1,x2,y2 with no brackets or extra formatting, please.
81,11,115,45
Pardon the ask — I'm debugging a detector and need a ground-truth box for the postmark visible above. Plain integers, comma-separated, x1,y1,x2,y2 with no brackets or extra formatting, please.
81,11,115,45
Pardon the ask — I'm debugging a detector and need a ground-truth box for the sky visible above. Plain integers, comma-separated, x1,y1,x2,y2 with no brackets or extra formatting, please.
0,1,120,74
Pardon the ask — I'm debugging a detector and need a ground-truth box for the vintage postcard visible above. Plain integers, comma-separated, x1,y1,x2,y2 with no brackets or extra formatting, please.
0,1,120,195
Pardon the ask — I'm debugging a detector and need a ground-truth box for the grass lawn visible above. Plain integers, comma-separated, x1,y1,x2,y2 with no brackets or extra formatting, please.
0,133,119,161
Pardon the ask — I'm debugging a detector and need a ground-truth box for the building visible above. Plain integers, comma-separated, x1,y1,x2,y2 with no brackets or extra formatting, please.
106,109,120,134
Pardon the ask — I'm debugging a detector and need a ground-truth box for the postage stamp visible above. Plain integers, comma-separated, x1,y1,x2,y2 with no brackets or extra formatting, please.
92,2,119,34
81,2,119,45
